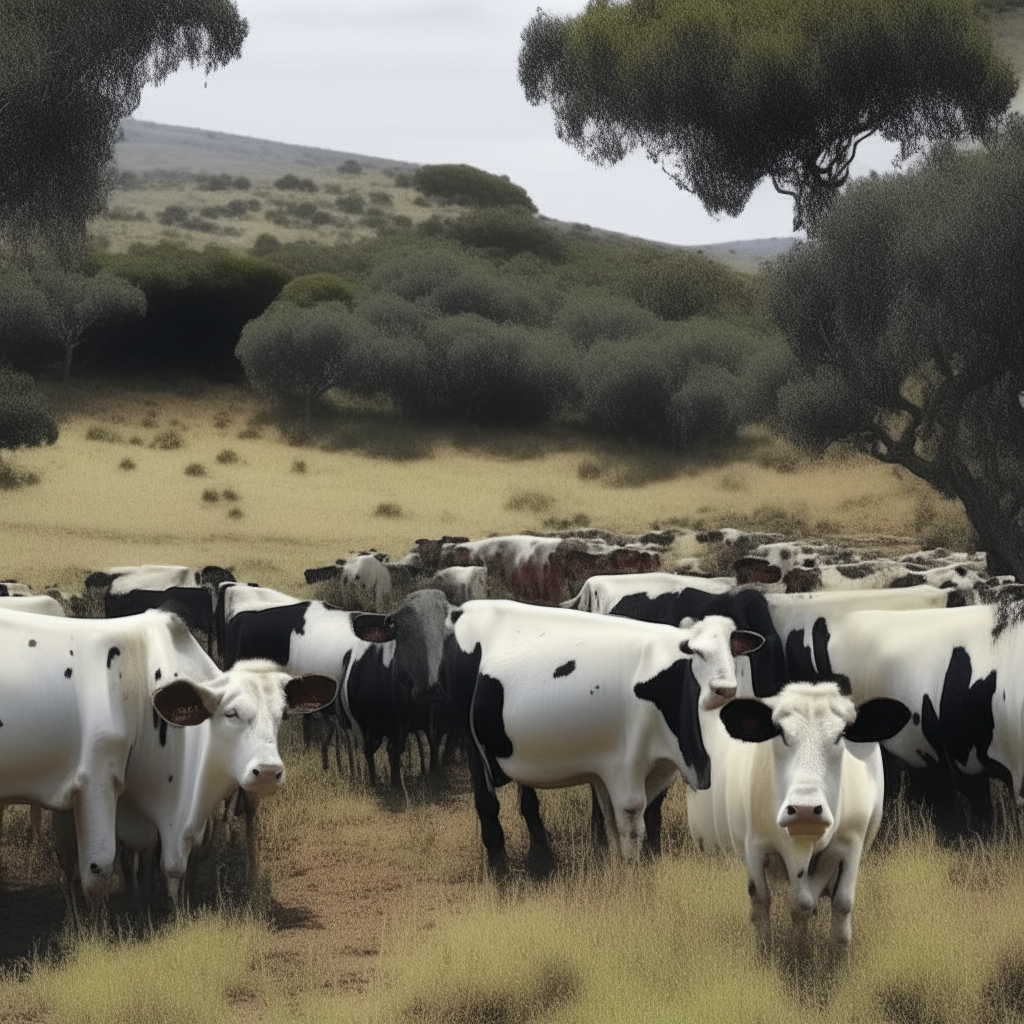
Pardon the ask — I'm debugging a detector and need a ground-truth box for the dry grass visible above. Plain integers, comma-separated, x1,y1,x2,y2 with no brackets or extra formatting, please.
0,381,976,593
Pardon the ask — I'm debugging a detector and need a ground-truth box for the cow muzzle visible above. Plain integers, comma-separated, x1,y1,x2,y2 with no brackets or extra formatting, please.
704,682,737,710
245,762,285,794
778,802,832,839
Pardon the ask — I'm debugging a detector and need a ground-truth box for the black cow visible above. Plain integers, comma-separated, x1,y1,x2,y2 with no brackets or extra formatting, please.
104,587,215,655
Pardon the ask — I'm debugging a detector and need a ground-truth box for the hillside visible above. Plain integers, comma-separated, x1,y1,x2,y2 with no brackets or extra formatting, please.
99,119,794,272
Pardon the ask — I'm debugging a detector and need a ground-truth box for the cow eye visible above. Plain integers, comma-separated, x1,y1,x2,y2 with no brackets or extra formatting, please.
225,709,239,719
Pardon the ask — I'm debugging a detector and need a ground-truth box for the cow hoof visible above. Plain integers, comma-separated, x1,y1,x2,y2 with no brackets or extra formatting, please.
525,845,556,880
381,789,408,813
486,852,510,880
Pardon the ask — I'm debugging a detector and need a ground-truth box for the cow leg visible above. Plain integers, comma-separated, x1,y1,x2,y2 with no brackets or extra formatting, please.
590,786,609,855
745,844,773,947
642,790,667,858
386,731,408,808
825,846,860,946
363,736,381,787
413,731,427,776
29,803,42,839
467,742,507,877
520,786,555,879
606,778,648,864
957,772,994,837
73,782,119,899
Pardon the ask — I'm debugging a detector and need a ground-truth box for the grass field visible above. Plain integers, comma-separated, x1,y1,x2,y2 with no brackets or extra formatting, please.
0,379,991,1023
0,378,975,592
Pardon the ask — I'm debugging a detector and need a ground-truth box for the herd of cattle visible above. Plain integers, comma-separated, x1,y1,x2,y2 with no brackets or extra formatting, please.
1,525,1022,946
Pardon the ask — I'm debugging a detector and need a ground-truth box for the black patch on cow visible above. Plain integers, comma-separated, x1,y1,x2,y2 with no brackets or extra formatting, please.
912,712,920,725
64,667,72,679
831,860,845,897
946,589,968,607
993,587,1024,639
106,588,214,641
553,660,576,678
919,647,999,775
224,602,310,668
891,573,924,588
837,562,876,580
107,646,119,667
153,709,159,730
155,669,162,682
797,870,804,879
450,608,463,625
785,629,815,681
471,673,513,787
28,639,36,647
85,571,116,590
748,879,756,896
89,863,101,875
168,775,173,783
159,719,168,747
955,566,967,577
634,660,711,789
808,851,822,877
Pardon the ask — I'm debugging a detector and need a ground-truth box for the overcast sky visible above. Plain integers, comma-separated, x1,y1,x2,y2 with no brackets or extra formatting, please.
134,0,905,247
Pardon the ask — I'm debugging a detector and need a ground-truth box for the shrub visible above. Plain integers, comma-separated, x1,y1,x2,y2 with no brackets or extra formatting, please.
119,458,136,471
775,366,873,453
276,273,356,309
355,292,437,339
391,214,413,230
630,252,744,321
105,206,148,221
222,488,239,501
413,164,537,211
0,366,58,452
274,174,318,192
428,271,553,326
554,292,660,348
577,460,603,480
368,190,393,207
196,174,250,191
374,501,402,517
412,195,430,207
393,173,414,188
201,488,220,502
216,448,239,463
335,195,365,215
157,205,219,232
227,507,243,519
506,491,555,513
86,425,122,442
666,364,743,449
129,436,143,445
200,199,261,218
184,462,206,477
251,233,282,257
338,160,363,174
0,461,39,489
291,460,307,473
0,271,56,369
236,301,372,424
238,425,262,439
151,430,183,450
443,207,565,261
266,203,335,228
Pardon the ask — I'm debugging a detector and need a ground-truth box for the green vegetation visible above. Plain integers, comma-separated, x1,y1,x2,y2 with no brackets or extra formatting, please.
276,273,356,308
519,0,1017,231
274,174,318,192
413,163,537,211
0,365,57,454
0,0,247,263
767,119,1024,577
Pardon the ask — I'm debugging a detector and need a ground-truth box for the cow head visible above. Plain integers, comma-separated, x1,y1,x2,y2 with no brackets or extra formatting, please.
720,684,909,843
734,558,783,586
680,616,765,711
353,590,452,700
152,660,337,796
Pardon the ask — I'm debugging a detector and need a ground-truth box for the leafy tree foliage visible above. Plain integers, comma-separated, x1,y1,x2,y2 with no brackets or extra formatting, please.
519,0,1016,231
276,273,356,309
0,272,53,368
554,291,659,348
237,302,370,425
34,270,147,381
440,207,566,261
0,0,247,262
0,365,57,452
766,120,1024,574
413,164,537,211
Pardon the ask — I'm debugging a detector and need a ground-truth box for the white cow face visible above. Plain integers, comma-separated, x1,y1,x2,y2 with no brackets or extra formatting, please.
720,683,909,841
152,659,336,797
681,615,764,710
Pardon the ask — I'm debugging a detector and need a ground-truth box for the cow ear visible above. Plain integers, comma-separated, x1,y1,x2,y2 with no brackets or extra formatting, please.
730,630,764,657
719,699,781,743
734,558,782,585
353,613,397,644
844,699,911,743
153,680,217,727
285,674,338,713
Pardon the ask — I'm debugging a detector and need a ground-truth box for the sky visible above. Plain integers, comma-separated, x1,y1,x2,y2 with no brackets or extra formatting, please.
133,0,909,248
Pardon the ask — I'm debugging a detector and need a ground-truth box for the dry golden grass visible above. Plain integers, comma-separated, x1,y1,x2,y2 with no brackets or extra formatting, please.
1,380,975,592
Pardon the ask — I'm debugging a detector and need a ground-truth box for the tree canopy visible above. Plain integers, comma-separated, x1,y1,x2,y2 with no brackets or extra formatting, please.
766,118,1024,575
519,0,1017,231
0,365,57,453
0,0,247,263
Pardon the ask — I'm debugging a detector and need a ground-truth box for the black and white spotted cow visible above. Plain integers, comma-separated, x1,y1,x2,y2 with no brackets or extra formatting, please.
0,607,334,901
0,594,64,616
444,600,763,876
0,581,32,597
822,594,1024,837
561,572,732,613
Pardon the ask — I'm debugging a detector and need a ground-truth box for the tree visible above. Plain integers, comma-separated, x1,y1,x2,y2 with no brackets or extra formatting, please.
413,165,537,211
518,0,1017,231
34,271,146,382
765,119,1024,575
276,273,356,309
0,366,57,486
236,302,369,425
0,271,54,368
0,0,247,263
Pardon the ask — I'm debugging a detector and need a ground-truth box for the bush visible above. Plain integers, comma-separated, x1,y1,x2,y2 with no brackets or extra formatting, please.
337,160,363,175
413,164,537,211
667,364,743,449
184,462,206,477
0,271,56,369
119,458,136,470
630,252,743,321
393,173,414,188
775,366,873,452
368,191,393,207
202,488,219,502
157,205,219,232
266,203,335,228
251,234,282,257
441,207,566,261
276,273,356,309
86,425,121,442
428,271,553,327
196,174,250,191
216,448,239,463
335,195,365,215
0,366,58,451
375,501,402,517
554,292,659,348
200,199,261,218
355,292,437,339
236,301,372,423
274,174,318,192
151,430,183,450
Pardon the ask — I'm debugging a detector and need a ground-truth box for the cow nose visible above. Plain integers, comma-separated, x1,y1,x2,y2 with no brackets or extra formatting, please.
779,803,831,837
250,764,284,783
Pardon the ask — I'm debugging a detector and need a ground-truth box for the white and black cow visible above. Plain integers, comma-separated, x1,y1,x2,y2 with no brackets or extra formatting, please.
688,683,909,945
444,600,763,876
561,572,732,614
820,594,1024,837
0,594,64,616
0,581,32,597
426,566,489,605
0,607,333,901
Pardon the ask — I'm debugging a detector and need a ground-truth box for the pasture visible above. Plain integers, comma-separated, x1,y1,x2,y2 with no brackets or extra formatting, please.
0,380,1000,1024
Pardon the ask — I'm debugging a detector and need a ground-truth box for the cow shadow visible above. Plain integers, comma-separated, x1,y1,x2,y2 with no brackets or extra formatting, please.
764,929,849,1009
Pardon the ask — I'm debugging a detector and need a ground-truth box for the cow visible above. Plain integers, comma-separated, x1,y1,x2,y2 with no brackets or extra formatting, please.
342,589,456,799
85,565,196,593
0,607,333,901
444,600,763,876
105,586,214,654
562,572,732,614
821,595,1024,837
688,683,909,945
441,535,566,604
0,581,32,597
425,566,489,605
303,553,394,611
734,541,865,586
0,594,64,616
769,558,985,600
